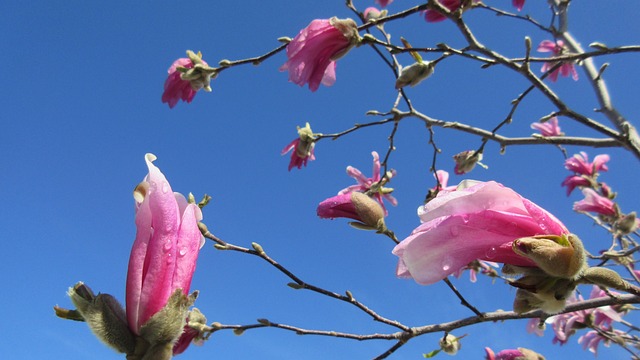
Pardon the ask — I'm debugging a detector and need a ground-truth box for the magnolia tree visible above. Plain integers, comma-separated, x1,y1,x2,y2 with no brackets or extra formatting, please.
55,1,640,359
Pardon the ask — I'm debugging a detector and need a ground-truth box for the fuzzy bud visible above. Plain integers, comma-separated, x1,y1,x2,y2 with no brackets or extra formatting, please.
395,61,434,89
67,282,136,354
317,192,386,232
512,234,586,279
439,334,461,355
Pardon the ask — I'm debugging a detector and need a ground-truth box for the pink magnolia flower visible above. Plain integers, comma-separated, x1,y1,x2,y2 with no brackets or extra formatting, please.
573,188,617,216
564,152,609,176
537,39,578,82
422,0,461,23
281,123,316,171
393,180,569,285
531,117,562,137
375,0,393,7
485,347,543,360
338,151,397,215
162,51,213,109
512,0,525,11
363,7,387,22
560,175,591,196
578,329,625,356
453,150,484,175
280,17,359,92
162,58,198,108
317,192,386,231
546,286,624,354
526,318,545,337
126,154,204,335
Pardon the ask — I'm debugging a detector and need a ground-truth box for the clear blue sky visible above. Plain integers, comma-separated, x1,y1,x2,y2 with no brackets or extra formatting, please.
2,1,639,359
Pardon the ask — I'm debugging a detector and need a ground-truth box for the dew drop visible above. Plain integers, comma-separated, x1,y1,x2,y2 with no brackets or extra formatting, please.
485,247,497,259
163,241,172,252
539,223,548,231
461,214,470,224
178,247,188,257
162,182,170,193
441,256,453,272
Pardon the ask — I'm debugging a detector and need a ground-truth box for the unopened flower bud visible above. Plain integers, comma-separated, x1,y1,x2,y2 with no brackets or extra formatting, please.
138,289,198,350
511,276,576,314
439,334,462,355
317,192,386,232
363,7,388,22
512,234,586,279
395,61,434,89
453,150,485,175
615,212,638,235
67,282,136,354
329,17,361,60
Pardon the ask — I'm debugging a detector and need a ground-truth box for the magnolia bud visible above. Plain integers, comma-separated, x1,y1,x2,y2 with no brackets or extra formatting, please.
329,17,360,61
512,234,586,279
395,62,434,89
453,150,484,175
67,282,136,354
511,276,576,314
138,290,197,346
439,334,461,355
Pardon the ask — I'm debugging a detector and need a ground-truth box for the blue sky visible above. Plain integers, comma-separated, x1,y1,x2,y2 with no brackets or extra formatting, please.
2,1,639,359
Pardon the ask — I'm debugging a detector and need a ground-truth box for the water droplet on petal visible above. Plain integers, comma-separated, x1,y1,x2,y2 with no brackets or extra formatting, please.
162,182,170,193
539,223,548,231
163,241,172,252
441,256,453,272
461,214,469,224
179,247,188,257
485,247,497,259
449,225,459,237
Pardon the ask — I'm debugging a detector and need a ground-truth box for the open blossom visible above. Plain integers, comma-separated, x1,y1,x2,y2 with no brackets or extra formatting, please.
531,117,562,137
338,151,397,215
126,154,204,337
162,51,214,108
281,122,316,171
579,328,626,356
537,40,578,82
561,152,609,195
573,188,617,216
393,180,568,285
564,152,609,176
547,286,624,353
485,347,544,360
280,17,359,92
560,175,591,196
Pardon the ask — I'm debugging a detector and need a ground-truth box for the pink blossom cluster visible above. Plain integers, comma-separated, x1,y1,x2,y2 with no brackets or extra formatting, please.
543,286,627,356
316,152,397,230
561,152,618,217
531,117,563,137
485,346,544,360
338,151,397,215
537,39,579,82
